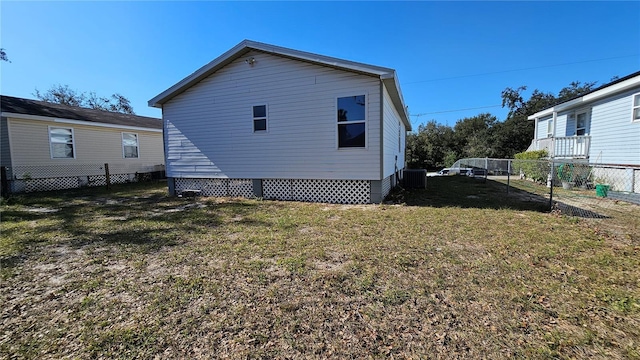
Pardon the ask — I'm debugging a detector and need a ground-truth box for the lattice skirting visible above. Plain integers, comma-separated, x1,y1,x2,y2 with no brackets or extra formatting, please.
263,179,371,204
174,178,254,198
9,173,141,193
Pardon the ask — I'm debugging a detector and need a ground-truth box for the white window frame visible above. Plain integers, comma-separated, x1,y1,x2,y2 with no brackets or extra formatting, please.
48,126,76,159
632,92,640,122
122,132,139,159
575,111,588,136
546,118,553,138
252,104,268,133
336,94,367,149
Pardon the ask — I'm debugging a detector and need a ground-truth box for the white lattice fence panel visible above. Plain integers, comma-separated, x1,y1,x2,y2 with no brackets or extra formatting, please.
109,174,132,184
202,179,229,197
106,163,165,175
88,175,107,187
25,177,80,193
293,179,371,204
381,176,392,199
175,178,213,195
229,179,253,197
9,164,104,179
263,179,293,200
174,178,254,197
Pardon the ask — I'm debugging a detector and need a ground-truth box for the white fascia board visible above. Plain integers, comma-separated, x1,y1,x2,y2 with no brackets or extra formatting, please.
1,112,162,133
148,41,251,108
250,40,394,76
527,74,640,120
582,75,640,102
148,39,397,108
381,74,411,131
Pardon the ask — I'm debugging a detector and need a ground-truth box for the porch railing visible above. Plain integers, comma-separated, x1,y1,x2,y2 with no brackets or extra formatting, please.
530,136,591,159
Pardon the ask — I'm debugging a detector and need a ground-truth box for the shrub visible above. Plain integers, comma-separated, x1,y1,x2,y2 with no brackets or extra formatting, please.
513,150,549,183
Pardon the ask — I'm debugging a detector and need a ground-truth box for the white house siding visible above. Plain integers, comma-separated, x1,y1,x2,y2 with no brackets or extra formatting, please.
382,85,405,181
6,117,164,169
589,89,640,165
537,116,552,139
555,113,568,137
162,50,382,181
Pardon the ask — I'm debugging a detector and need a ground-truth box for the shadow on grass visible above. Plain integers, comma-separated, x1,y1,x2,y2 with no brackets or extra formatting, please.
402,176,550,212
1,182,268,269
553,202,609,219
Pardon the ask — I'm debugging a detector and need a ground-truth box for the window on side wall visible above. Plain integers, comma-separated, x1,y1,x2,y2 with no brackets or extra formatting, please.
576,112,587,135
633,93,640,122
49,127,75,159
122,132,139,158
337,95,366,148
546,118,553,138
253,105,267,132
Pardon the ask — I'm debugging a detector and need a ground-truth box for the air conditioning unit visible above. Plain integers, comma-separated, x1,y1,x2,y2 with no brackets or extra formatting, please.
402,169,427,189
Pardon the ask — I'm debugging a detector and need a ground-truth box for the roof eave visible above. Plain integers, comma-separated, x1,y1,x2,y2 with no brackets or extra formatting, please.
528,72,640,120
148,40,398,108
381,74,411,131
148,41,253,108
1,112,162,132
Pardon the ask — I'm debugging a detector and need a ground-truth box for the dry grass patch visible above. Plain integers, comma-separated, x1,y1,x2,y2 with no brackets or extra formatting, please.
1,178,639,359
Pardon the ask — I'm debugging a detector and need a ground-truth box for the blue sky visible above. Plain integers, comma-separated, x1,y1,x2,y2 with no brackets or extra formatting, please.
1,1,639,129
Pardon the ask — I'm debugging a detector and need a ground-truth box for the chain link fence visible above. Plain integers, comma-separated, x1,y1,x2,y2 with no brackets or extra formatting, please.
451,158,640,218
1,163,165,196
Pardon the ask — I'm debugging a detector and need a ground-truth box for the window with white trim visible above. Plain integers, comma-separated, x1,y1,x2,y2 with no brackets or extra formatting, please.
253,105,267,132
122,132,139,158
49,127,75,159
546,118,553,138
337,95,366,148
633,93,640,122
576,111,587,135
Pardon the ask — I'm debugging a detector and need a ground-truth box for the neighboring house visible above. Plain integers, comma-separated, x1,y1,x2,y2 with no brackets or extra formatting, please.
148,40,411,204
527,71,640,165
1,95,165,193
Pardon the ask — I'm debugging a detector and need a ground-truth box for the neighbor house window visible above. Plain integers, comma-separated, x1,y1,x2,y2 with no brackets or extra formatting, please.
49,127,75,159
633,93,640,122
253,105,267,132
122,132,139,158
576,112,587,135
337,95,366,148
546,118,553,138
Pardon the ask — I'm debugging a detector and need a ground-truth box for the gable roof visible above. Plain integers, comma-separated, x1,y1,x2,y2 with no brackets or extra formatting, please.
1,95,162,130
148,40,411,130
528,70,640,120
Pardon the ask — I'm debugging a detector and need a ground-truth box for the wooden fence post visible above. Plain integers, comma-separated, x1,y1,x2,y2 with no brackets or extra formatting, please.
104,163,111,190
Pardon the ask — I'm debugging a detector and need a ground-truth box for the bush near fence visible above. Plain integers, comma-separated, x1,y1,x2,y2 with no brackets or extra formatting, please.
513,150,549,183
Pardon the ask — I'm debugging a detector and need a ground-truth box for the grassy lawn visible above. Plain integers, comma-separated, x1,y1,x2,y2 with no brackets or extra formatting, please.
1,177,639,359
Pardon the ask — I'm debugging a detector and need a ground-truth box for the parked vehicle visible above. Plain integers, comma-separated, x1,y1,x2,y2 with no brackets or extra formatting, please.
436,168,450,176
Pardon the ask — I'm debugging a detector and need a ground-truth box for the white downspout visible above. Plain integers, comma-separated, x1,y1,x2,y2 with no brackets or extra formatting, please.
551,111,557,158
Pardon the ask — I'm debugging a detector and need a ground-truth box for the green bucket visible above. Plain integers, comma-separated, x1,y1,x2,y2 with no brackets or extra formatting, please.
595,184,610,198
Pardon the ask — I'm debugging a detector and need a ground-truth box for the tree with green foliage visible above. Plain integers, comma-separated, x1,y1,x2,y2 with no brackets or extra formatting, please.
0,48,10,62
34,84,135,114
405,79,602,168
406,120,455,169
453,113,497,158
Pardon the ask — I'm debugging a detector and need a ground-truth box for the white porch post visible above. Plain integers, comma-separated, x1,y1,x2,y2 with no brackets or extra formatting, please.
533,117,538,147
